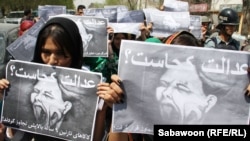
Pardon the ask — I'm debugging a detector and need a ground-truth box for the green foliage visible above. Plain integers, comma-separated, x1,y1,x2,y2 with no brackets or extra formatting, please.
105,0,138,10
105,0,121,5
0,0,74,15
89,2,105,8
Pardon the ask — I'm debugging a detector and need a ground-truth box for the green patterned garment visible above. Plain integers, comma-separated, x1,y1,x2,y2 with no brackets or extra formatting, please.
83,53,119,83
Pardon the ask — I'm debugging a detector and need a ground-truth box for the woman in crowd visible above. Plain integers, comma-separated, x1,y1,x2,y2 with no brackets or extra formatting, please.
163,30,202,47
18,20,35,37
89,32,130,84
0,17,123,141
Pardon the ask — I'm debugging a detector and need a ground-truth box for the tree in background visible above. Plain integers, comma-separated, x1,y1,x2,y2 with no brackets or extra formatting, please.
0,0,164,14
105,0,137,10
0,0,74,16
88,2,105,8
242,0,250,36
104,0,165,10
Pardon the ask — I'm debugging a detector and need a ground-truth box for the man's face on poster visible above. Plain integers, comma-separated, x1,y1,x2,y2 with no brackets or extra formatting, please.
30,79,72,129
75,20,93,52
81,26,92,51
156,64,217,124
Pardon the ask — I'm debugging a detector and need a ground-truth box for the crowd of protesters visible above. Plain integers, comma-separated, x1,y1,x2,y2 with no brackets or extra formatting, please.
0,2,249,141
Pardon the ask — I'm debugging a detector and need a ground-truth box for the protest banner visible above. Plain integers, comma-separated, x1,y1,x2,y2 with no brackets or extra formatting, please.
2,60,102,141
113,40,250,135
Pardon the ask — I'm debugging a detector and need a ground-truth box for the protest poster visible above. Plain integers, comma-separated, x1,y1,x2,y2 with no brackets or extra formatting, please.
104,5,128,13
189,15,202,39
84,8,118,23
1,60,102,141
38,5,66,21
6,19,46,61
7,5,67,61
163,0,189,12
50,15,108,57
108,23,141,36
112,40,250,135
117,10,144,23
143,9,190,37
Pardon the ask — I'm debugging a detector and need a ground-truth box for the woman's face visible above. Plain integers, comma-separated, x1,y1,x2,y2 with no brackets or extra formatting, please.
41,37,72,67
113,33,127,49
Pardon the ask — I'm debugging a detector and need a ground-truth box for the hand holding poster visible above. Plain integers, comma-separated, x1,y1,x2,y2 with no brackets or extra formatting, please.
1,60,102,141
113,40,250,135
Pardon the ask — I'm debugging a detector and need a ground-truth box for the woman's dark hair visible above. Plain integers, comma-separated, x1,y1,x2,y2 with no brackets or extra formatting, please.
32,17,83,69
24,9,31,16
77,5,86,10
164,31,202,47
111,33,129,56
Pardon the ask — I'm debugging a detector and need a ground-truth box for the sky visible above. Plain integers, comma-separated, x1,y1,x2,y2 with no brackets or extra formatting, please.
73,0,105,8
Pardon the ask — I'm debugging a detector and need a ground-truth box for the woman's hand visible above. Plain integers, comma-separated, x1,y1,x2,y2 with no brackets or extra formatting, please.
107,26,114,35
0,79,9,90
0,79,9,98
97,75,124,108
245,84,250,96
245,68,250,97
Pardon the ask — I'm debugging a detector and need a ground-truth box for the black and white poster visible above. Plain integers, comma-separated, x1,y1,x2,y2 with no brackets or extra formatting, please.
108,23,141,36
189,15,202,39
117,10,144,23
163,0,189,12
38,5,66,21
50,15,108,57
142,8,156,24
84,8,118,23
7,19,46,61
1,60,102,141
113,40,250,135
143,9,190,37
104,5,128,13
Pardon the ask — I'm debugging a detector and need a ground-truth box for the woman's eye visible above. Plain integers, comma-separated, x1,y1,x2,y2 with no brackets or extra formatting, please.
42,50,51,55
55,51,64,57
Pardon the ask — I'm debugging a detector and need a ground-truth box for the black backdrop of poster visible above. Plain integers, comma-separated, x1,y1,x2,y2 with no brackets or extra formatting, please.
1,60,102,141
113,40,250,135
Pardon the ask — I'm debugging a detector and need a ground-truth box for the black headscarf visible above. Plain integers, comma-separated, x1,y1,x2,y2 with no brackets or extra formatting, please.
32,17,83,69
